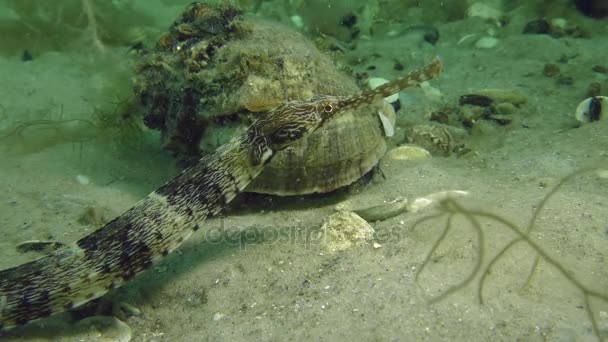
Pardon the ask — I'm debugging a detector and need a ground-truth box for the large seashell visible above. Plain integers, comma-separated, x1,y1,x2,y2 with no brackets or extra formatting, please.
575,96,607,123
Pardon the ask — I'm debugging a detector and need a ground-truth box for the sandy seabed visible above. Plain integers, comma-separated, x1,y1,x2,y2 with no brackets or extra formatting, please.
0,3,607,341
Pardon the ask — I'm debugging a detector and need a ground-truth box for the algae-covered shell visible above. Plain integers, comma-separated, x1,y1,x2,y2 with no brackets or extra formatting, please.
134,3,388,196
575,96,607,123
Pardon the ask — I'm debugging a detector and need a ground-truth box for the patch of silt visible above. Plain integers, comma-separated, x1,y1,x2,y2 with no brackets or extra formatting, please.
133,2,386,196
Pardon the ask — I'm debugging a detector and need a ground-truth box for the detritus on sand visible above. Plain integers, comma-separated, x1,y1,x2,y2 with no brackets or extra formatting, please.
412,166,608,341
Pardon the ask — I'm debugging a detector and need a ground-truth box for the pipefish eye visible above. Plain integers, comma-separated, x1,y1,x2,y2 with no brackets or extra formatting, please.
323,104,334,113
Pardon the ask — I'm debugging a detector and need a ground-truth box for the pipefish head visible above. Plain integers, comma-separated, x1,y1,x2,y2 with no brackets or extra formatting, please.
254,95,344,150
255,56,443,151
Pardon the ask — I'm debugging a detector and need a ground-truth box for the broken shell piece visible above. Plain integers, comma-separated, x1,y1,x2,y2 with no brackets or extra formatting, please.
320,211,374,252
406,125,456,157
575,96,607,123
408,190,470,213
386,145,431,161
419,81,443,103
378,100,396,137
353,197,409,222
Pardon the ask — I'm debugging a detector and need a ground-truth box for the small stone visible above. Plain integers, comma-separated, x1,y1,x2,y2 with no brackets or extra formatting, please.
475,36,499,49
556,75,574,86
467,2,504,22
474,89,527,106
543,63,560,77
62,316,132,342
459,94,493,107
495,102,517,115
487,114,512,125
78,206,110,228
334,201,353,212
76,174,90,185
430,111,450,124
586,82,602,97
373,242,382,249
321,211,374,252
290,15,304,29
213,312,227,321
419,81,443,103
551,18,568,31
523,19,551,34
406,124,458,157
591,65,608,74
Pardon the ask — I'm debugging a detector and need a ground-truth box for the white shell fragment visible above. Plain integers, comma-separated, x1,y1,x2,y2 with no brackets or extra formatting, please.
386,145,431,161
47,316,133,342
378,100,396,137
378,111,394,137
475,36,499,49
467,2,504,22
76,174,91,185
368,77,400,103
575,96,607,123
290,15,304,29
408,190,470,213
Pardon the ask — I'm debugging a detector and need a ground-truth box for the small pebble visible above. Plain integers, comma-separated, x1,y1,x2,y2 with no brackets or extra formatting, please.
320,211,374,252
76,174,90,185
430,111,450,124
459,94,493,107
419,81,443,103
496,102,517,115
473,89,527,106
523,19,551,34
543,63,560,77
586,82,602,97
467,2,503,22
475,36,499,49
213,312,226,321
290,15,304,29
591,65,608,74
22,49,33,62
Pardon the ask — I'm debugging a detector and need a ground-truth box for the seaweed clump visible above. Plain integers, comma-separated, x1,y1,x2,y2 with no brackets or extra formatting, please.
412,168,608,340
132,1,363,171
0,104,98,153
133,2,246,160
0,0,157,55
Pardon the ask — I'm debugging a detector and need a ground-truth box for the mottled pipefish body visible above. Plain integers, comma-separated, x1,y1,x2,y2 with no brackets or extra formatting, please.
0,57,442,330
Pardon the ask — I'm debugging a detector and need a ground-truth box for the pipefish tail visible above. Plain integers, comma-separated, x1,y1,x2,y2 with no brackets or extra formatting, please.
0,57,442,330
